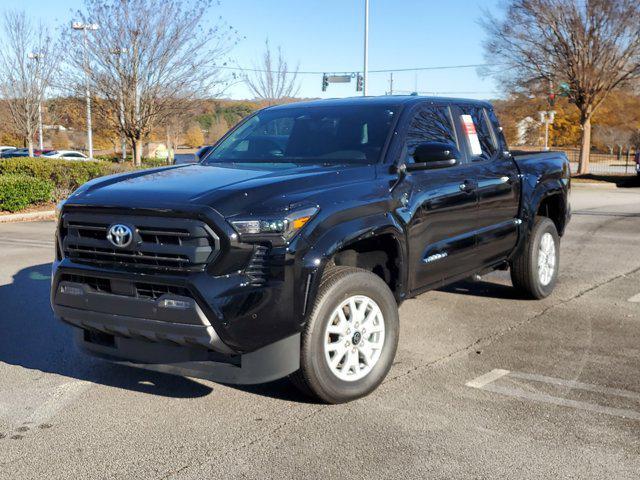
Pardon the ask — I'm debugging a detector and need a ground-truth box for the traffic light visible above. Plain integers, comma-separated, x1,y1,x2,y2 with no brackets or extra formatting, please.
322,74,329,92
356,73,363,92
559,82,571,97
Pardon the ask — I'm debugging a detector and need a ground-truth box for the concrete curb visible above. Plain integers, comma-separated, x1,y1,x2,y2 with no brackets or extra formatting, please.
571,182,618,189
0,210,56,223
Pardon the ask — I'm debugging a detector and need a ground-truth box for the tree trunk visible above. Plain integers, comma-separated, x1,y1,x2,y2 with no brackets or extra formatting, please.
578,115,591,175
133,140,142,166
27,139,34,158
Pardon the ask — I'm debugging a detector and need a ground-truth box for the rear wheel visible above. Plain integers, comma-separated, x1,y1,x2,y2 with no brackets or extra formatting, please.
290,266,399,404
511,216,560,299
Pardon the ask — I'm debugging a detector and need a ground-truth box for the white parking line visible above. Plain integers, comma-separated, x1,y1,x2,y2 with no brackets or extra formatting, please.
465,369,510,388
24,380,93,426
467,369,640,421
628,293,640,303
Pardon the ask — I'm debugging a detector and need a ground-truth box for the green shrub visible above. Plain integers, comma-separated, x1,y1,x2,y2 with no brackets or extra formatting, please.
0,157,172,210
0,157,120,201
142,157,172,168
0,174,53,213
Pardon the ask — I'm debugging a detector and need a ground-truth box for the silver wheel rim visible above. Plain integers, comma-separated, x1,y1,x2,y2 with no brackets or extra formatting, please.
323,295,385,382
538,232,556,286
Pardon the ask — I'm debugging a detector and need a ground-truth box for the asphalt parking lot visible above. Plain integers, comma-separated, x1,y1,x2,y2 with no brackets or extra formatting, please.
1,183,639,479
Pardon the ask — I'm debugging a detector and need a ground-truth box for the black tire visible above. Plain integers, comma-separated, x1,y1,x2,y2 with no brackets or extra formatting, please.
510,216,560,299
290,266,399,404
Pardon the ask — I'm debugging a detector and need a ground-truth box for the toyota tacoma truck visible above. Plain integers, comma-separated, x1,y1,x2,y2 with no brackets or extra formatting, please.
52,96,571,403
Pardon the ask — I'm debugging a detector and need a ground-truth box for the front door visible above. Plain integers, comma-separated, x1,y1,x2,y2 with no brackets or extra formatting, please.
397,104,479,292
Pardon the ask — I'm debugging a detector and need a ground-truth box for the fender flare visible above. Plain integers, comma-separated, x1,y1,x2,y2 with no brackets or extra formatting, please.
298,212,407,319
511,175,568,260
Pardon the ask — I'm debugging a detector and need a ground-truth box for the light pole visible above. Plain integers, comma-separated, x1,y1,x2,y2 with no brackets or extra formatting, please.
538,110,556,151
27,52,44,151
363,0,369,96
110,47,127,162
72,21,99,159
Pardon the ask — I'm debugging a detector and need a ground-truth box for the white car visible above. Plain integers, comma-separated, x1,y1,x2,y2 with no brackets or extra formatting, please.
0,146,16,153
43,150,89,160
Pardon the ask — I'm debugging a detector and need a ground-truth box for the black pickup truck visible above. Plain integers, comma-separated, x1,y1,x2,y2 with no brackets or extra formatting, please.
52,96,570,403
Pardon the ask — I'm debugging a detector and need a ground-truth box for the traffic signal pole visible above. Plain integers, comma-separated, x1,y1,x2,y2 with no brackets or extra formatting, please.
363,0,369,96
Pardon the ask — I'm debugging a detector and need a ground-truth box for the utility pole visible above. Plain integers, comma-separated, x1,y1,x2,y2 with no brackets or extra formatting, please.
388,72,393,95
72,22,99,159
110,47,127,162
27,52,44,151
363,0,369,96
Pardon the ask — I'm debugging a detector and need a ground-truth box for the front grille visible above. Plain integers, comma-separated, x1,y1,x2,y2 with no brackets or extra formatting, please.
61,211,220,273
61,273,192,300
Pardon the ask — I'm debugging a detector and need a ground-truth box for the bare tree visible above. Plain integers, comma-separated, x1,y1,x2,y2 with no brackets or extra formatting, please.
482,0,640,174
244,39,299,105
0,11,60,156
66,0,240,165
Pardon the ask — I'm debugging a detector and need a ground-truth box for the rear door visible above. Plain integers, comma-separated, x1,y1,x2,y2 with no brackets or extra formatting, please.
459,104,520,267
398,103,479,292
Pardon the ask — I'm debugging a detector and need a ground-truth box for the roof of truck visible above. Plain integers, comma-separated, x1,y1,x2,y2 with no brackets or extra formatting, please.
267,95,493,110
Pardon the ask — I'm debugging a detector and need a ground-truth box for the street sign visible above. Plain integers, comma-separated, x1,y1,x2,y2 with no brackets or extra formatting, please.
326,75,352,83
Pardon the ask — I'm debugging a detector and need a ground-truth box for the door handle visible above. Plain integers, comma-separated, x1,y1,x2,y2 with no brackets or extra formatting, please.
459,180,476,193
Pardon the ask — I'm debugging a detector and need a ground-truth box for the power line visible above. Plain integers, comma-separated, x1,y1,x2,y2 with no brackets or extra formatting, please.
394,90,501,96
217,62,502,76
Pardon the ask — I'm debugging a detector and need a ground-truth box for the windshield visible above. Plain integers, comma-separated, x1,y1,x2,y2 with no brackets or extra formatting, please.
204,104,398,165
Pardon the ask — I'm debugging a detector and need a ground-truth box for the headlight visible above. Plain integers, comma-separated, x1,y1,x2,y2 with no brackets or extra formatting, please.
230,206,318,241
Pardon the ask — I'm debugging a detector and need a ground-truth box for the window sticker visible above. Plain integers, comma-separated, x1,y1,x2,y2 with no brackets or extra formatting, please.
461,114,483,156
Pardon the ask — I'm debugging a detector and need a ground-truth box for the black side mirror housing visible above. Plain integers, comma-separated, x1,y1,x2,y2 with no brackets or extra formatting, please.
406,141,460,171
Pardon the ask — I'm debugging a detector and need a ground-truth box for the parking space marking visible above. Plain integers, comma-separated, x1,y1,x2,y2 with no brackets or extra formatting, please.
467,369,640,421
24,380,93,426
507,371,640,402
465,369,510,388
628,293,640,303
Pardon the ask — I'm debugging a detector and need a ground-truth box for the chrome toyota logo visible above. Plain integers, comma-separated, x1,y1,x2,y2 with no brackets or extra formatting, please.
107,224,133,248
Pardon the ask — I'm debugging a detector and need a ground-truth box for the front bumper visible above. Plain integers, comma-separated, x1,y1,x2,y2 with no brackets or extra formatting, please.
74,327,300,385
51,203,313,384
51,273,302,384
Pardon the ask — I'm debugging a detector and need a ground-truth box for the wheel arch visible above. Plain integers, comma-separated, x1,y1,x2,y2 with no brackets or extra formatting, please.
300,214,407,320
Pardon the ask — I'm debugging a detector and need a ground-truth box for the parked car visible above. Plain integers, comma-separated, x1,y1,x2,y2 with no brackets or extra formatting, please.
52,96,571,403
43,150,88,160
635,150,640,176
0,148,30,158
34,149,56,156
173,145,214,165
0,146,16,154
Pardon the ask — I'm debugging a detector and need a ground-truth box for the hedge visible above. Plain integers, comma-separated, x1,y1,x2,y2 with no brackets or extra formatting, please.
0,157,177,211
0,174,54,213
0,157,121,196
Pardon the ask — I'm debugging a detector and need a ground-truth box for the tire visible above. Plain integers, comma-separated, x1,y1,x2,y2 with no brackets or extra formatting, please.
290,266,399,404
510,216,560,299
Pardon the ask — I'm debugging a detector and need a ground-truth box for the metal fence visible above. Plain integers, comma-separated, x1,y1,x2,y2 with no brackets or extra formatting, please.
562,148,638,175
516,146,638,175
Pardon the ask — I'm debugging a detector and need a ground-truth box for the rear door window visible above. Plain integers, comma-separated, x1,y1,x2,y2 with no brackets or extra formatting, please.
460,105,498,162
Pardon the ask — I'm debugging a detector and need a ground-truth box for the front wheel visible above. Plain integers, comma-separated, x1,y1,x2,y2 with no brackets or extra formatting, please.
290,266,399,404
511,216,560,299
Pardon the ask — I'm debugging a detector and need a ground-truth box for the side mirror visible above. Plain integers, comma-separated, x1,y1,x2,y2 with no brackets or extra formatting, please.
406,141,460,171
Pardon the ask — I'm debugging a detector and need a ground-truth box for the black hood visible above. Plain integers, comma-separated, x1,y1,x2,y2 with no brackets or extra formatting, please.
66,163,377,217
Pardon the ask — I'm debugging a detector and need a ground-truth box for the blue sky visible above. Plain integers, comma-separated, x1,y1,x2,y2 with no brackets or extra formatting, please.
8,0,503,100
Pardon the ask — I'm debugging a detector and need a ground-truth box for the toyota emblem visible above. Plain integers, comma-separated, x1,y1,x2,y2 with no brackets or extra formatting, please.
107,224,133,248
